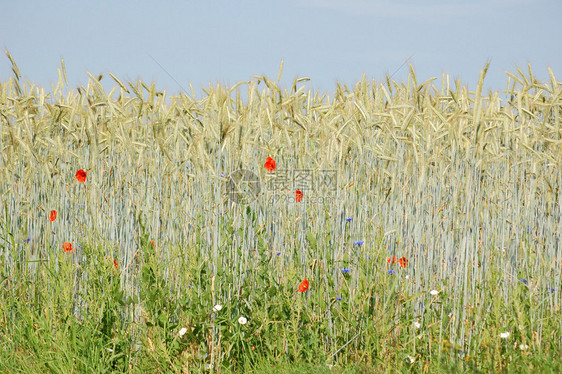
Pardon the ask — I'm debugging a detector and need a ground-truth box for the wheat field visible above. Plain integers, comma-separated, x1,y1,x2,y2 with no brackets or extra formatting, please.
1,52,561,372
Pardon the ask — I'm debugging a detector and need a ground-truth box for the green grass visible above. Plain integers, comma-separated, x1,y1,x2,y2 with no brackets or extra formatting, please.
0,54,561,372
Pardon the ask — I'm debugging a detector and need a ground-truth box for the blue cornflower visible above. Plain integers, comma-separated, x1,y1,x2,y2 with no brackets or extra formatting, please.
365,255,371,259
220,173,226,177
550,287,555,292
354,240,364,246
520,279,528,285
341,268,351,273
24,238,31,243
387,270,396,275
276,252,281,256
346,217,353,222
336,297,342,301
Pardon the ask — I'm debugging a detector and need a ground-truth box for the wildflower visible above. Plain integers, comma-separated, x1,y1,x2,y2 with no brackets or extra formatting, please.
149,240,155,247
298,278,309,292
387,270,396,275
405,275,410,280
220,173,226,177
500,332,510,339
354,240,364,246
113,259,119,269
346,217,353,222
49,210,57,222
519,343,529,350
213,304,223,312
341,268,351,273
407,355,415,364
75,169,87,183
520,279,528,285
398,256,408,268
238,316,247,325
387,256,397,264
264,156,276,172
62,242,74,252
24,238,31,243
336,297,342,301
430,290,439,296
413,320,421,329
178,327,188,337
295,189,303,202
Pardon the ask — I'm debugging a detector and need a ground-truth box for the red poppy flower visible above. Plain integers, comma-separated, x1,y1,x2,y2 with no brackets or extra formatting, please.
49,210,57,222
295,189,303,202
76,169,87,183
387,256,397,264
264,156,276,172
298,278,309,292
113,259,119,269
398,256,409,268
62,242,73,252
149,240,155,247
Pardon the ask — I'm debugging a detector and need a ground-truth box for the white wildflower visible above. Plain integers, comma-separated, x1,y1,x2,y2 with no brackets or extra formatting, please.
213,304,223,312
407,355,415,363
519,344,529,350
178,327,188,337
430,289,439,296
413,320,421,329
238,316,247,325
500,332,510,339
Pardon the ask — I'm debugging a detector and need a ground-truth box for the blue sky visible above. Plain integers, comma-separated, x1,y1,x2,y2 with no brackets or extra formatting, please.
1,0,560,98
